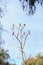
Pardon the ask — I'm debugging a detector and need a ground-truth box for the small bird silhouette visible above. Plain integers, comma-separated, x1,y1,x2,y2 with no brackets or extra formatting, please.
12,31,14,35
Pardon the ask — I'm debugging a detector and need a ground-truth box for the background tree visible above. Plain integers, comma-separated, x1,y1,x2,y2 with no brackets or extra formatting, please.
24,53,43,65
0,1,16,65
0,48,10,65
0,0,12,65
0,21,10,65
19,0,43,15
0,0,8,18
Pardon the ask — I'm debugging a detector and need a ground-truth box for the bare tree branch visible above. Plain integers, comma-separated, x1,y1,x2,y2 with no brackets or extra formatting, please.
23,31,29,49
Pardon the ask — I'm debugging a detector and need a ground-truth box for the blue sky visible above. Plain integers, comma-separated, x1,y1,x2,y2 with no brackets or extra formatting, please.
1,0,43,65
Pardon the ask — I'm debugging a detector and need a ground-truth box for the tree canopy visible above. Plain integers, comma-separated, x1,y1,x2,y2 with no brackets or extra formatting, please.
23,53,43,65
20,0,43,15
0,47,10,65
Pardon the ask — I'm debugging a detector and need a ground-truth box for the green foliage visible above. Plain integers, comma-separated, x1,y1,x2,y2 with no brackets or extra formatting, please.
0,48,16,65
23,53,43,65
0,48,10,65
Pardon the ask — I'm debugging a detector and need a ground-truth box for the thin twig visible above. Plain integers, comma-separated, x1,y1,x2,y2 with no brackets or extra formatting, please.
23,32,29,49
13,34,21,43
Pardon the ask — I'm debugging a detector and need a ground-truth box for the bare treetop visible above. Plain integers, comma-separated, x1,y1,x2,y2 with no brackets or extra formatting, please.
11,23,30,65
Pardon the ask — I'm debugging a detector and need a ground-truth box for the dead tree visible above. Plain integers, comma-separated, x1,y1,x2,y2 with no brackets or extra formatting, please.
11,23,30,65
